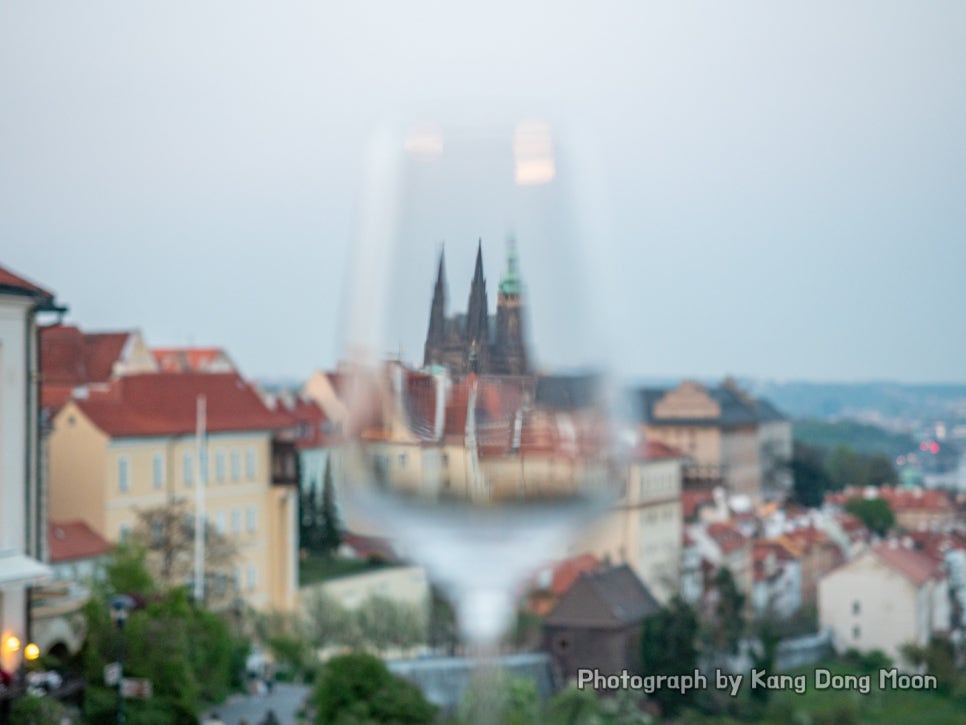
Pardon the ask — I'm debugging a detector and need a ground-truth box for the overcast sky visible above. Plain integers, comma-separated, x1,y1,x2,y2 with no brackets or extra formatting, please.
3,3,965,384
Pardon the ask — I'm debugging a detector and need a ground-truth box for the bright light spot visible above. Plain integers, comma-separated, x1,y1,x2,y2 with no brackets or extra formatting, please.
514,119,555,185
404,128,444,159
24,643,40,661
929,442,940,454
3,635,20,653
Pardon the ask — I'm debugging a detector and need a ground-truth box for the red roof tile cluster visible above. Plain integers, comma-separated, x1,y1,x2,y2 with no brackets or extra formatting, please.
907,530,966,562
634,439,686,461
341,532,397,562
41,325,131,387
152,347,234,373
682,490,715,520
71,372,297,437
287,397,329,450
872,542,945,587
48,520,112,563
826,486,953,513
706,522,748,555
0,263,54,298
548,554,600,597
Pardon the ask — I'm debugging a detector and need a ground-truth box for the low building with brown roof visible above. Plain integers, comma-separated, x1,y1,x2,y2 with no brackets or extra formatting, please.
542,565,660,684
819,542,949,665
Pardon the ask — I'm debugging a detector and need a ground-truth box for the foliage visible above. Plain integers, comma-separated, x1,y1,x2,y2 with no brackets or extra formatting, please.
300,591,427,656
458,670,541,725
545,685,603,725
427,586,459,655
640,596,700,717
787,442,834,508
843,497,895,536
130,497,238,603
709,567,746,658
793,419,917,459
749,618,780,705
313,652,436,724
8,693,70,725
105,540,157,595
901,637,961,695
81,544,246,722
300,459,343,558
299,555,383,587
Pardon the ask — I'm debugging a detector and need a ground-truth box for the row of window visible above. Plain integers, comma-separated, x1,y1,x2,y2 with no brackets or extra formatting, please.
117,447,260,492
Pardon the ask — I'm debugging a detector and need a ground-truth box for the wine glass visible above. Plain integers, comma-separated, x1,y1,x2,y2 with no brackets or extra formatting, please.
337,110,623,665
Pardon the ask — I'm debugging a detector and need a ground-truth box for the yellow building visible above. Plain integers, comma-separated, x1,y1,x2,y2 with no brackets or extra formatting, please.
578,441,684,604
48,372,300,611
634,380,791,504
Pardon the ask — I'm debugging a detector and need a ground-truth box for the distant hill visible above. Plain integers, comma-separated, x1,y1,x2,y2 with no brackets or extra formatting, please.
793,419,919,458
743,380,966,422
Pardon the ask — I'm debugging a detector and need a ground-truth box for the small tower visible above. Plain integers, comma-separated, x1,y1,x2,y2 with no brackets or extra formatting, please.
494,236,529,375
464,240,491,373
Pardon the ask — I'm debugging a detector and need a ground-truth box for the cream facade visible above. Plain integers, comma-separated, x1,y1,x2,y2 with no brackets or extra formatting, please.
578,456,683,604
819,548,949,665
49,402,298,611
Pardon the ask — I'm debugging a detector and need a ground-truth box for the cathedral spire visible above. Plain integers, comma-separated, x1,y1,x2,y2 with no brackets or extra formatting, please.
465,238,489,363
424,245,447,367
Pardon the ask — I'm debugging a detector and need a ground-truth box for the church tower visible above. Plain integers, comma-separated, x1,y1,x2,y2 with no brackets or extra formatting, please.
464,240,491,373
494,237,529,375
423,248,447,368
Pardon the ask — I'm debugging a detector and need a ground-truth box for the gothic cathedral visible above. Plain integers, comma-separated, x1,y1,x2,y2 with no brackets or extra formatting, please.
423,240,529,376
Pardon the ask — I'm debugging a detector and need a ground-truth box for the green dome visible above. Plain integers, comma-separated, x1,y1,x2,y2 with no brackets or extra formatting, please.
498,238,522,295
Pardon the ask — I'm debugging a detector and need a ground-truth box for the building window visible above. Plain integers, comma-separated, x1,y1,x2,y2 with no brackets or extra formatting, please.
231,449,241,481
119,523,131,542
852,600,861,615
852,625,861,640
150,517,164,546
216,451,226,482
246,507,256,533
153,453,164,490
118,457,130,493
231,508,241,534
184,452,194,487
215,511,226,534
246,565,257,591
246,447,257,479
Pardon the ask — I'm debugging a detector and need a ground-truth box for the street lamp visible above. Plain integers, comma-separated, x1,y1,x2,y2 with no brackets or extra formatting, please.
109,595,135,725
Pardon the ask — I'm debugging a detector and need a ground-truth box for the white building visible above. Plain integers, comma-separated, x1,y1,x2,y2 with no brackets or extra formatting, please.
0,264,63,675
819,542,949,666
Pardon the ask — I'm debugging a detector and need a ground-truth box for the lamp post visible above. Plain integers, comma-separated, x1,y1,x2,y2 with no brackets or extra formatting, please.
109,595,134,725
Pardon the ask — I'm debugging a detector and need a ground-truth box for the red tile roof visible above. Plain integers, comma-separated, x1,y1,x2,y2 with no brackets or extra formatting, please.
152,347,233,373
634,440,686,461
41,324,131,386
826,486,953,513
872,543,945,587
71,372,297,437
549,554,600,596
0,263,54,298
341,532,398,562
682,490,715,519
707,522,748,555
288,397,329,450
48,520,112,563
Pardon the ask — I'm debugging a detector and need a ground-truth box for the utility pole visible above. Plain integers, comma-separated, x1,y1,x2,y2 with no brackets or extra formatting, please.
194,395,207,605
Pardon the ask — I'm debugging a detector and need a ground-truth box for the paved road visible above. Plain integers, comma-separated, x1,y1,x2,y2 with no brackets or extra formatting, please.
203,683,310,725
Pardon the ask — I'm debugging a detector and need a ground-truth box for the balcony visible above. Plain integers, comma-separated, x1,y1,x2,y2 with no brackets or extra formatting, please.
271,439,300,486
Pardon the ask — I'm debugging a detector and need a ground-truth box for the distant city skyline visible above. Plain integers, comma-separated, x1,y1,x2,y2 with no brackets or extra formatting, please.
3,3,965,384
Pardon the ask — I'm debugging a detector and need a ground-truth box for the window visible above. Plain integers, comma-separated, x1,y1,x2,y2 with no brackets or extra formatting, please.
233,566,241,591
246,507,256,533
215,511,226,534
852,600,861,615
852,625,861,640
184,452,194,487
246,565,257,591
231,449,241,481
153,453,164,490
118,457,130,493
246,448,257,479
231,508,241,534
216,451,226,482
119,523,131,542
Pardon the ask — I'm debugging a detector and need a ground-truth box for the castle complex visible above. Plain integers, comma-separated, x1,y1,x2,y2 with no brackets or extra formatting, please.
423,240,530,376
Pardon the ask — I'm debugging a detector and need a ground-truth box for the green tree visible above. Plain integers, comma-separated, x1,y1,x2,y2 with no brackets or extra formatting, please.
640,595,700,717
299,477,319,554
709,567,746,659
788,442,833,507
9,693,70,725
319,459,342,557
749,617,780,705
866,452,898,487
313,652,436,724
827,445,866,489
458,670,540,725
545,686,602,725
844,497,895,536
